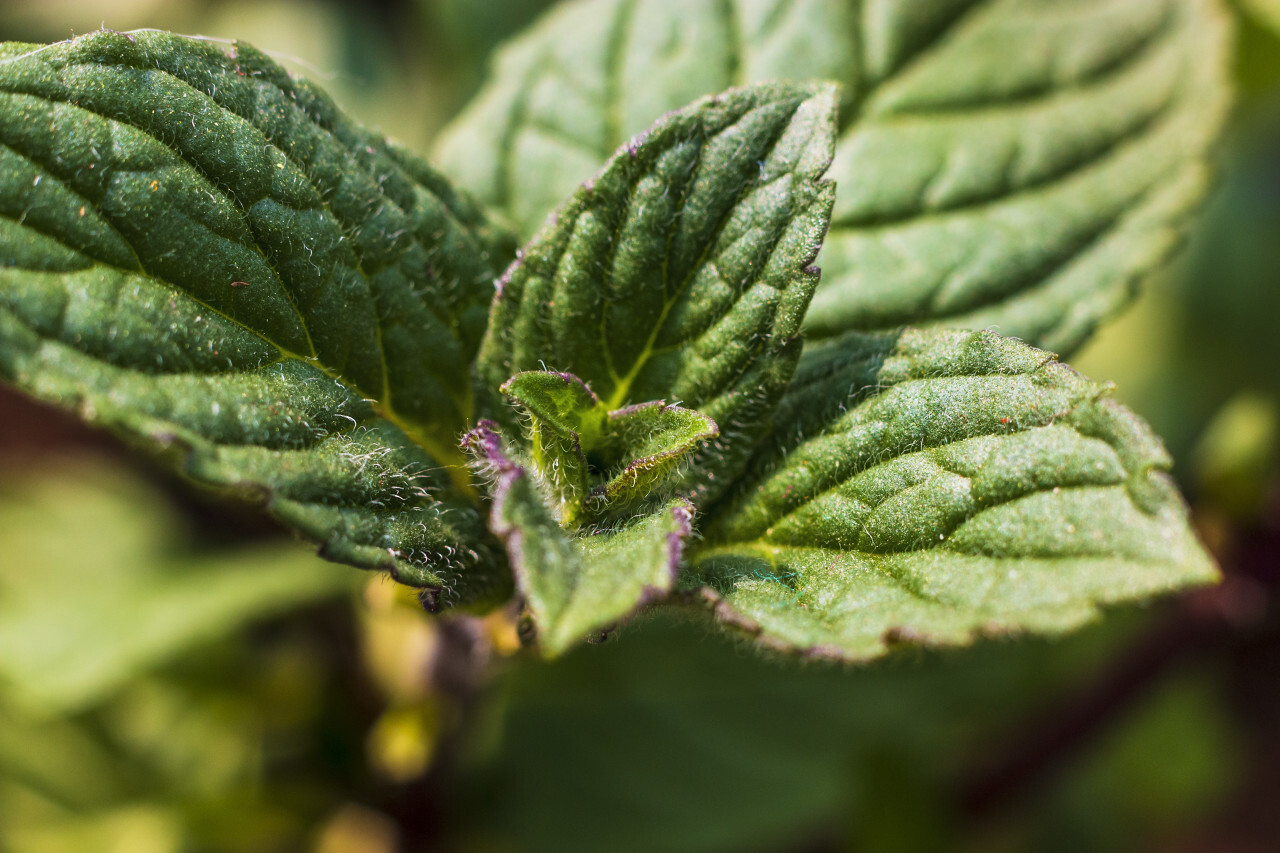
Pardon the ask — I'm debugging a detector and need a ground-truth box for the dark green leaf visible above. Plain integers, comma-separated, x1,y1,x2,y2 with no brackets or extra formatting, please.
477,81,837,505
465,422,694,655
458,610,1181,853
0,31,514,603
438,0,1231,356
689,328,1217,660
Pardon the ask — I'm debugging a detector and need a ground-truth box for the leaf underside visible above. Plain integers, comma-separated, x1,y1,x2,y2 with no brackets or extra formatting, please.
477,81,837,507
0,31,514,605
437,0,1232,356
688,328,1216,661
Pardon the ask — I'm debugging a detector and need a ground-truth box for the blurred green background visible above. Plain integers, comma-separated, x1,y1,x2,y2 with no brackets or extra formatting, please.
1,1,1279,851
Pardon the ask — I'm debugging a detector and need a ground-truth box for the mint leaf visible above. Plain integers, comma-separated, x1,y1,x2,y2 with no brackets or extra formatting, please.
0,31,513,604
465,422,693,655
501,371,718,524
502,370,607,444
437,0,1231,355
600,399,718,507
501,370,601,520
689,328,1216,660
477,81,837,505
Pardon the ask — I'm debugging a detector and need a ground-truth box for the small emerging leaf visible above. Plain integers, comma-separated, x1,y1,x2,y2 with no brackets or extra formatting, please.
690,328,1217,660
502,371,603,520
601,400,719,507
465,422,694,655
439,0,1232,356
502,370,606,442
500,371,718,525
477,81,838,506
0,31,515,603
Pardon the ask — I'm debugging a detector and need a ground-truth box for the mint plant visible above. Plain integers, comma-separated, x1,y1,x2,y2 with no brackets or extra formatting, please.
0,0,1232,664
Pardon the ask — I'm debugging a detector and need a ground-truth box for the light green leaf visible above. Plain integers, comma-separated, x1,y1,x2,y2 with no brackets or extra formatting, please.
500,370,718,524
502,369,608,442
689,328,1217,660
0,459,360,717
0,31,514,603
465,422,694,655
476,81,837,505
437,0,1231,356
500,370,602,518
600,399,718,507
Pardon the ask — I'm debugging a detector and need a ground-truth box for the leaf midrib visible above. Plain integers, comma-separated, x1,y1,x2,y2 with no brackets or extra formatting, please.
713,379,1118,544
598,97,805,410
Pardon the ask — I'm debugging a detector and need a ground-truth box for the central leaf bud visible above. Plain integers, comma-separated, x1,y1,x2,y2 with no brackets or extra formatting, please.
498,371,718,528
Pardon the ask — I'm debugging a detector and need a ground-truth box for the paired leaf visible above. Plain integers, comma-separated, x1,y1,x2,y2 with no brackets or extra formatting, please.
501,370,717,524
688,328,1217,660
477,81,838,505
465,422,693,655
0,31,514,603
438,0,1232,356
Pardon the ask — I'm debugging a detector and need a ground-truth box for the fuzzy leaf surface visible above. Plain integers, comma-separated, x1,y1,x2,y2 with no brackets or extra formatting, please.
468,423,693,655
502,370,606,441
477,81,837,504
600,400,719,507
690,328,1217,661
501,370,719,523
438,0,1231,356
501,371,601,517
0,31,514,603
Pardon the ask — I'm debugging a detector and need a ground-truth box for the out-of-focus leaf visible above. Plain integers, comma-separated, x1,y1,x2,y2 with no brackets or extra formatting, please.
1241,0,1280,36
1192,391,1279,519
1023,678,1238,852
454,609,1158,853
690,328,1216,660
438,0,1232,356
0,31,515,600
3,803,181,853
0,460,359,716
